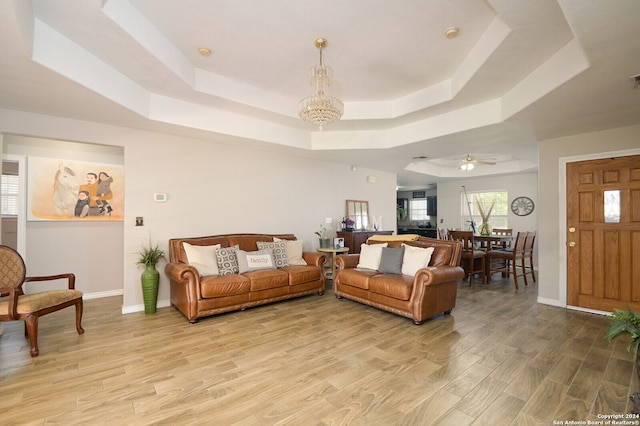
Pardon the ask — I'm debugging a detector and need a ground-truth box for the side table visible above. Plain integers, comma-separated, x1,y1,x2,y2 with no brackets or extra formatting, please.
317,247,349,280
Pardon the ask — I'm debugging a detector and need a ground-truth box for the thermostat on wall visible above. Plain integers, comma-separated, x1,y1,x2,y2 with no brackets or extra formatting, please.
153,193,167,202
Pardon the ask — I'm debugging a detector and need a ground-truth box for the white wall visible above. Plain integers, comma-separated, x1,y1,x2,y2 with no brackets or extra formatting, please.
0,109,397,312
537,124,640,307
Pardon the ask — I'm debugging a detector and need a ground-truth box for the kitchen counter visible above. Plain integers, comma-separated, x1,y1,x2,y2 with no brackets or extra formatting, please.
397,228,437,238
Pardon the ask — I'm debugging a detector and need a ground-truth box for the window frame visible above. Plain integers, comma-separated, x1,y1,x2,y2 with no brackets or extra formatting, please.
461,189,509,231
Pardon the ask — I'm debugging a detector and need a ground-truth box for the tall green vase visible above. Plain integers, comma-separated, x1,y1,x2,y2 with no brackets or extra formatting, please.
141,263,159,314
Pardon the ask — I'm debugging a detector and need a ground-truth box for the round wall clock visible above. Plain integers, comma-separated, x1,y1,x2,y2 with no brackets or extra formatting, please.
511,196,535,216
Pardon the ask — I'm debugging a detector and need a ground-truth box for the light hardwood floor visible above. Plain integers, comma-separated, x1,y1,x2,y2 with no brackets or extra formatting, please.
0,277,637,425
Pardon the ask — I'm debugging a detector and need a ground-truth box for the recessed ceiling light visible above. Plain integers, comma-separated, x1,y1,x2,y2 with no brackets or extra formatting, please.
444,27,459,39
198,47,212,57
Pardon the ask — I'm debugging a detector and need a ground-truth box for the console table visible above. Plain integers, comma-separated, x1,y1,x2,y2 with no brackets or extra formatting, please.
337,230,393,254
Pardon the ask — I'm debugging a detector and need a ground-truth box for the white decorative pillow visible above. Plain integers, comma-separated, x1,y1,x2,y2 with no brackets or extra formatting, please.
183,242,221,276
357,243,388,270
237,249,276,273
273,237,307,265
401,244,435,276
216,245,240,275
256,241,288,268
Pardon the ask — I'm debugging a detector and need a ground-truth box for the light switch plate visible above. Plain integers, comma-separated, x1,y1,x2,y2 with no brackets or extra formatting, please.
154,193,167,202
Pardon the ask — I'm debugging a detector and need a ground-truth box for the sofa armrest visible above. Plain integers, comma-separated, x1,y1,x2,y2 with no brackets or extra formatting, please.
335,254,360,270
165,262,200,286
414,265,465,286
302,251,327,268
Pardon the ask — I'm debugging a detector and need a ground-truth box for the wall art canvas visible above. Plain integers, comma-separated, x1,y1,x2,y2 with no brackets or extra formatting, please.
28,157,124,221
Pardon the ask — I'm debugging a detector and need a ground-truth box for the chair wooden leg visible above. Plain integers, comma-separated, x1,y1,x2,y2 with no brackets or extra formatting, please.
521,257,528,286
25,314,39,357
529,254,536,282
511,258,519,290
75,299,85,335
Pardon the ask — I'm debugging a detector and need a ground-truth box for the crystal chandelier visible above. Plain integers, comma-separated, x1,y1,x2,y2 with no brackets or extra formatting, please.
298,38,343,130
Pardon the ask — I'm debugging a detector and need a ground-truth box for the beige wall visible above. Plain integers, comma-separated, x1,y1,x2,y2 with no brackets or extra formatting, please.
0,109,397,312
537,124,640,307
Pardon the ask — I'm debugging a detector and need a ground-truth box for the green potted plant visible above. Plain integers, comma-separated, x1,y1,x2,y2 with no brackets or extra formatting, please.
137,241,166,314
606,307,640,413
397,206,407,221
315,224,332,249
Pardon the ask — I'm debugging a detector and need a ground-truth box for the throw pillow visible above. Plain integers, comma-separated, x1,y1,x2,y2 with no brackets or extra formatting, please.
183,242,221,276
401,244,435,276
237,249,276,273
256,241,288,268
273,237,307,265
357,243,388,270
378,246,405,274
216,245,240,275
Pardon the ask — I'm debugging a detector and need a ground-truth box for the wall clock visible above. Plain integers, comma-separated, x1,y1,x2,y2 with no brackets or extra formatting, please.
511,196,535,216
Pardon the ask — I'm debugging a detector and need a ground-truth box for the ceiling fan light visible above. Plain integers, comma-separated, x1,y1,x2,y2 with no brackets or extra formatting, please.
460,163,474,171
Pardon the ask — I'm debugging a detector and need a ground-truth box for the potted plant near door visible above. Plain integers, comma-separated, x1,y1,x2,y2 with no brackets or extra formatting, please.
606,307,640,414
137,241,166,314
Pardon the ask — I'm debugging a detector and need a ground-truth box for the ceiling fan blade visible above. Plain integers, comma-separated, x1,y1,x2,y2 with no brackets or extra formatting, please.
477,160,496,165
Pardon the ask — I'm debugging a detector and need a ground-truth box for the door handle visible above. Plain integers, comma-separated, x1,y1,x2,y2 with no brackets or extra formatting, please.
569,241,576,247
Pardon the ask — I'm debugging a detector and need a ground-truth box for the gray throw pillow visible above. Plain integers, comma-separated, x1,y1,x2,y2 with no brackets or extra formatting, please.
378,246,405,274
237,248,276,273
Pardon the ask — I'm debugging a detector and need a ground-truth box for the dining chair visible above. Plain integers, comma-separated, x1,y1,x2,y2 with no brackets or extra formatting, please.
490,228,513,249
437,228,449,240
0,245,84,356
449,230,486,285
486,231,529,289
523,231,536,283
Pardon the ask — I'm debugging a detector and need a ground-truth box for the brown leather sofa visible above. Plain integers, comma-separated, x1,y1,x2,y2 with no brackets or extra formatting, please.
165,234,326,323
334,236,464,325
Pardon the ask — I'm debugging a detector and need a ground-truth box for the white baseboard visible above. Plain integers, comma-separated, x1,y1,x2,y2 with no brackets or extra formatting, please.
121,299,171,314
536,296,565,308
82,289,123,300
79,290,170,315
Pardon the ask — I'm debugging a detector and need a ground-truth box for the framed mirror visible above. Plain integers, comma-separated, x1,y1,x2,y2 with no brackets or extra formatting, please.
346,200,369,230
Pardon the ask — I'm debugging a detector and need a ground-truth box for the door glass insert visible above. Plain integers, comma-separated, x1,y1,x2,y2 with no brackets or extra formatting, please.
604,190,620,223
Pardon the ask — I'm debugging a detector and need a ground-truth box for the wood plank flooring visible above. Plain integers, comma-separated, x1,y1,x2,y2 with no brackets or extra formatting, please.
0,277,637,425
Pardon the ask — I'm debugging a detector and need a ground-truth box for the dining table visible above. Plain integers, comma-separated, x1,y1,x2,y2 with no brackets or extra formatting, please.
473,234,514,250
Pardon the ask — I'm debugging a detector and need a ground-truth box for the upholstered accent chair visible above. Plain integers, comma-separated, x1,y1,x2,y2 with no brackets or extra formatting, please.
0,245,84,356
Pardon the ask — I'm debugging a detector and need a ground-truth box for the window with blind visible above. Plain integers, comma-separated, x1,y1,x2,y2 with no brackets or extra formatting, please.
1,174,19,216
460,190,508,231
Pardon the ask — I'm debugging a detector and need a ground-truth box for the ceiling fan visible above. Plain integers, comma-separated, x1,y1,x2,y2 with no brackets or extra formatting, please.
459,154,496,170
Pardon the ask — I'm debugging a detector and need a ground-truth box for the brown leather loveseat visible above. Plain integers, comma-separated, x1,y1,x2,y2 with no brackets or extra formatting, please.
334,236,464,325
165,233,326,323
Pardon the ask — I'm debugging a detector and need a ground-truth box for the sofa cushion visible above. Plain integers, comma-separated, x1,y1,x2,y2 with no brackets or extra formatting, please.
200,274,250,298
280,265,321,285
378,246,405,274
216,245,240,275
183,242,221,276
274,238,307,265
256,241,288,268
357,243,388,270
243,268,289,291
401,244,434,276
337,268,379,290
237,249,276,273
369,274,414,300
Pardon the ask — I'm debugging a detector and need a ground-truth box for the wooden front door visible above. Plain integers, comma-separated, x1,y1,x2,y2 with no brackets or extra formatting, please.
567,154,640,312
